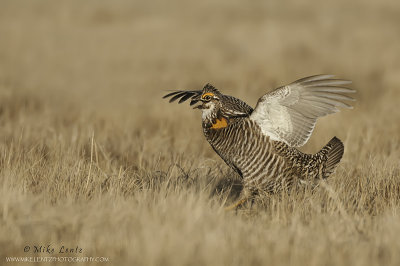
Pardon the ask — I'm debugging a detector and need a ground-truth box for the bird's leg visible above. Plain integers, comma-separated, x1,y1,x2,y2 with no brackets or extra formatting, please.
224,197,248,211
250,197,255,209
224,187,253,211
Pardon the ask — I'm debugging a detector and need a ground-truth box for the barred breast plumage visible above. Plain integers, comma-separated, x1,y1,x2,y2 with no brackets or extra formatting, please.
204,117,343,194
204,118,290,193
163,75,355,209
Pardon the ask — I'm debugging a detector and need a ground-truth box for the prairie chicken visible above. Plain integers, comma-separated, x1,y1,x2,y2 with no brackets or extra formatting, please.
163,75,355,209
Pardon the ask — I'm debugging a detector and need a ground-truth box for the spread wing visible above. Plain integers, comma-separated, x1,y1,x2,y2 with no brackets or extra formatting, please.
250,74,355,147
162,90,202,106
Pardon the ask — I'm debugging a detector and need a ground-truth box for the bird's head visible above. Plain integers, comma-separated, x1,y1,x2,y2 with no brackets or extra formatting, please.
192,83,222,110
191,84,225,125
162,83,237,128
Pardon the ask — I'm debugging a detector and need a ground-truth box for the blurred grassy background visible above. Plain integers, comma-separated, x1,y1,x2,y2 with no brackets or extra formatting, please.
1,0,400,265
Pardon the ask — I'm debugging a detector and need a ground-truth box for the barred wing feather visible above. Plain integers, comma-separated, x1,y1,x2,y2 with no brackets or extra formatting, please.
250,75,355,147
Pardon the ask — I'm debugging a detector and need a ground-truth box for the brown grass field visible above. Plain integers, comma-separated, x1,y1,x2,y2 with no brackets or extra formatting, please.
1,0,400,265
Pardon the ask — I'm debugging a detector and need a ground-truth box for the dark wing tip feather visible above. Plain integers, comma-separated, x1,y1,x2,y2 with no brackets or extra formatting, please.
179,92,196,103
190,99,200,106
169,92,191,103
162,91,182,99
162,90,202,104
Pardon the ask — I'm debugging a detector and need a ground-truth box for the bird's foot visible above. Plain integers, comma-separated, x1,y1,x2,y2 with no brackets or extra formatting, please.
224,198,247,211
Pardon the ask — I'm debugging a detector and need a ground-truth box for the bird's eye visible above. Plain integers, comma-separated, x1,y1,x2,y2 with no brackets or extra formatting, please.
203,95,212,101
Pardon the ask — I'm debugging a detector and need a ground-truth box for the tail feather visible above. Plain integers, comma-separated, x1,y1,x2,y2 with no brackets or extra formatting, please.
321,137,344,178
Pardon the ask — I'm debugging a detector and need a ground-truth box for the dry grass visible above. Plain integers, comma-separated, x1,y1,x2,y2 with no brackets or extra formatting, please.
1,0,400,265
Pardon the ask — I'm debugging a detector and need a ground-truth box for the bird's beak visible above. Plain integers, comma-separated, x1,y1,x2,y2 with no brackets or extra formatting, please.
191,94,203,109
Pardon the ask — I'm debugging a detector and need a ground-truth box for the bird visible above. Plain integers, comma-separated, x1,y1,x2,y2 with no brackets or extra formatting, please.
163,75,355,210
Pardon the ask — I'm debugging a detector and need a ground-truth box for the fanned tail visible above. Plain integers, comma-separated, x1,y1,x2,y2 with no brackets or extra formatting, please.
320,136,344,178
